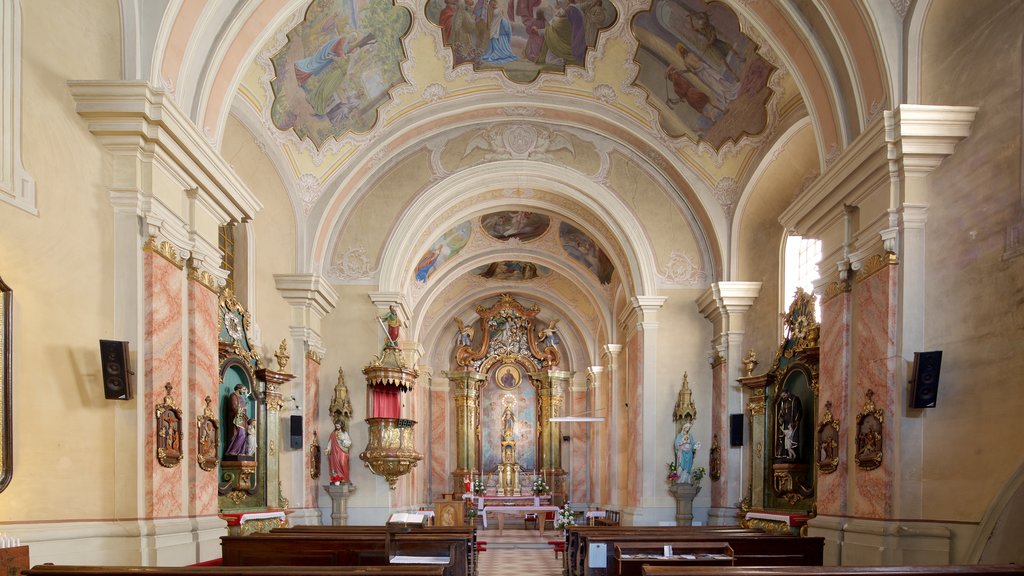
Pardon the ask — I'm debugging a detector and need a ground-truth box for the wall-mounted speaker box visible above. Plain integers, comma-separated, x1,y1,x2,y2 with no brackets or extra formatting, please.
99,339,132,400
729,413,744,447
911,351,942,408
289,414,303,449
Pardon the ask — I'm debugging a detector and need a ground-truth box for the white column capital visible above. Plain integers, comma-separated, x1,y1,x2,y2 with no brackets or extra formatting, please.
698,281,763,325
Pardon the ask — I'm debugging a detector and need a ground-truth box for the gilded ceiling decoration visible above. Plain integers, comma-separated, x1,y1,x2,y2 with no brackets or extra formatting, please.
632,0,777,148
269,0,411,148
426,0,618,84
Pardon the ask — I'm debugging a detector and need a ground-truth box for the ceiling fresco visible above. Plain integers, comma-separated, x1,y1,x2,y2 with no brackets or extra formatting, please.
414,220,473,283
426,0,618,83
631,0,776,147
472,261,552,280
559,222,614,285
480,211,550,242
270,0,411,148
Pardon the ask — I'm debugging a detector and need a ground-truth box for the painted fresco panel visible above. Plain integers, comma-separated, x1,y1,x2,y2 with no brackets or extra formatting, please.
414,221,472,283
559,222,613,284
472,261,551,280
425,0,617,84
632,0,775,147
270,0,411,147
481,211,550,241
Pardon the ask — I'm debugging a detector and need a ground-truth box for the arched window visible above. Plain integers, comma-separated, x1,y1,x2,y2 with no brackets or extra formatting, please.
782,233,821,324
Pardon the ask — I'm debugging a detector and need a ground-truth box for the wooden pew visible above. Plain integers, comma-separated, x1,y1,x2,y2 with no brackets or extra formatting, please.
221,531,472,576
566,526,763,576
24,566,447,576
640,566,1024,576
568,529,823,576
616,542,735,576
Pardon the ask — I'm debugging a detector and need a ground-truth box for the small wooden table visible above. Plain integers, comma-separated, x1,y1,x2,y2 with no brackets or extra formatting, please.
481,505,559,535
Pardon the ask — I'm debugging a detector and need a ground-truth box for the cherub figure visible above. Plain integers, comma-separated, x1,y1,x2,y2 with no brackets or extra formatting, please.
454,317,474,346
537,318,560,348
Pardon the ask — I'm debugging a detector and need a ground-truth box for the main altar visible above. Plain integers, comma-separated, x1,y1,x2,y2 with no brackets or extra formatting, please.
446,294,571,499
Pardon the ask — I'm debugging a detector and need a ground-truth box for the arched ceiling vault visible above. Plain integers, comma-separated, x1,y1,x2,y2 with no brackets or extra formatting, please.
127,0,899,324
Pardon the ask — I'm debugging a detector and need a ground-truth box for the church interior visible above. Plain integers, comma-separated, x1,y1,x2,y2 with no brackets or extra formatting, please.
0,0,1023,570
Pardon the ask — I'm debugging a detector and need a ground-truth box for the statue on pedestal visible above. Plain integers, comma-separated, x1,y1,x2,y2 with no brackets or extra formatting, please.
497,394,521,495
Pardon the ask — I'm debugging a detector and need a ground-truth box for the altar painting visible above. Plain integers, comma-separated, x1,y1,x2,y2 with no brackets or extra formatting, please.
270,0,411,148
425,0,617,84
632,0,775,148
414,221,472,283
480,371,537,474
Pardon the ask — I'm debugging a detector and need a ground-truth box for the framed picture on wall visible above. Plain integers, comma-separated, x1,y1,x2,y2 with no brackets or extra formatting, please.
0,275,12,493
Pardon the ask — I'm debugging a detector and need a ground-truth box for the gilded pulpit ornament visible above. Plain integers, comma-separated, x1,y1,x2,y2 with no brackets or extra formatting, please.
673,372,697,425
816,400,839,474
709,434,722,481
310,431,321,480
196,395,219,471
742,349,759,377
274,339,290,372
856,389,884,470
156,382,183,468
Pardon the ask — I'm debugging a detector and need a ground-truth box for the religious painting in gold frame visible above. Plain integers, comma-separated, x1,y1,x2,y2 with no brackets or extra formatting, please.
156,382,184,468
855,389,883,471
0,275,11,493
816,400,839,474
196,395,219,471
495,363,522,390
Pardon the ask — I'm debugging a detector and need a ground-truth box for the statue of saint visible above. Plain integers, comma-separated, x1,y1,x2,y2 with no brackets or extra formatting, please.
673,421,700,483
326,420,352,484
775,390,802,462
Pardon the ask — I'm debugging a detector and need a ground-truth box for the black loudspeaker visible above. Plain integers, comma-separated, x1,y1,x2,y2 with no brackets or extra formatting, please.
729,413,744,447
911,351,943,408
99,339,132,400
289,415,303,449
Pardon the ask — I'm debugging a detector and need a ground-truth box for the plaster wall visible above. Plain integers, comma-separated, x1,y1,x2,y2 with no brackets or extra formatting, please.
0,0,122,522
918,0,1024,525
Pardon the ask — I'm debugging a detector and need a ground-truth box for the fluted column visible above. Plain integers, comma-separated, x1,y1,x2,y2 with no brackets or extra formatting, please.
447,371,485,492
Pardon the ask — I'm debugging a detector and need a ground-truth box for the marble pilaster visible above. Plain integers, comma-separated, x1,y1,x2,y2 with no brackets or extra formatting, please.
187,275,220,516
816,281,851,517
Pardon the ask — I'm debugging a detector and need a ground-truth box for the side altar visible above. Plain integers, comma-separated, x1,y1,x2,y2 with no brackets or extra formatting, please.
739,288,819,534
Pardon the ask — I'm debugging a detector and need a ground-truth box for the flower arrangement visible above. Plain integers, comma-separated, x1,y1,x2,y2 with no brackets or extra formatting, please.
472,477,485,495
554,503,576,529
666,462,680,483
531,476,549,495
691,466,707,484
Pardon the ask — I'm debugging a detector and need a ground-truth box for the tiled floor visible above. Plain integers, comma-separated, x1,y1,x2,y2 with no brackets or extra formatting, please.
477,528,563,576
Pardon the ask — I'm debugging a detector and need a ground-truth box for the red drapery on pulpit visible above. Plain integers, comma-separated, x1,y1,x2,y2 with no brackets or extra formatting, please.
372,385,401,418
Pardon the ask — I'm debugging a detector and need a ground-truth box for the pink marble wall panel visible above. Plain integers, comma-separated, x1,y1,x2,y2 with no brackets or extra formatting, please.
570,389,589,502
852,267,897,519
188,281,219,516
626,334,643,508
711,360,727,506
429,388,448,501
305,355,321,508
816,291,850,516
144,252,184,517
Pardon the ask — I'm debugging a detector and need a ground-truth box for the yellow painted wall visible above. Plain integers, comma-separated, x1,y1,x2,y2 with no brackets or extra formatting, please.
918,0,1024,525
0,0,122,521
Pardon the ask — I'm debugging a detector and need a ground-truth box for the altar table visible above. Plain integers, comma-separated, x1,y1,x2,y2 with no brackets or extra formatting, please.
481,505,558,535
474,495,550,508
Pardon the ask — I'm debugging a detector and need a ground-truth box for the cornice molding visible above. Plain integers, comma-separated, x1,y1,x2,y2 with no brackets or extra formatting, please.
68,81,262,224
274,273,340,321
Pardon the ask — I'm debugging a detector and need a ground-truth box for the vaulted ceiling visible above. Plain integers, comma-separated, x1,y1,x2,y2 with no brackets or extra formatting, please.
120,0,897,369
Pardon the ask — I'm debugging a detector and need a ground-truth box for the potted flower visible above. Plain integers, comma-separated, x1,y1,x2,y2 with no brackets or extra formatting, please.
691,466,706,485
472,477,485,495
531,476,549,495
666,462,680,483
554,503,576,531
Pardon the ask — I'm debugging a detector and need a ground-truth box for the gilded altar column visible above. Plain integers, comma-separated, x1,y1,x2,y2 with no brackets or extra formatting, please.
446,371,485,492
532,370,571,499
